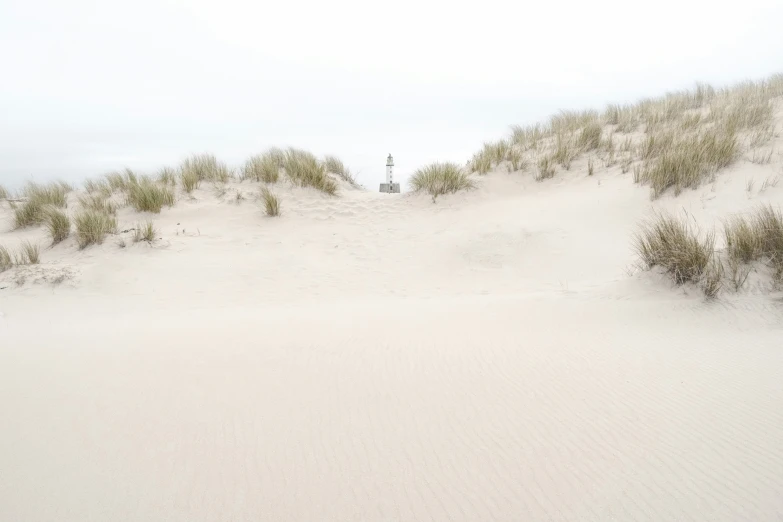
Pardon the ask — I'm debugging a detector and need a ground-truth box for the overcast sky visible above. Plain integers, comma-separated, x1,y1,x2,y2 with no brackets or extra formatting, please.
1,0,782,190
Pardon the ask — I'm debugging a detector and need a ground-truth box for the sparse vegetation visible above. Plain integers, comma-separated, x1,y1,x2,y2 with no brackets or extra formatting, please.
260,187,281,216
535,155,555,181
73,209,118,249
126,179,175,213
634,211,715,285
724,205,783,283
44,207,71,245
180,154,232,183
158,167,177,186
282,148,338,195
243,152,281,183
323,155,359,187
78,193,117,215
0,245,12,272
409,162,474,199
133,221,157,243
15,241,40,265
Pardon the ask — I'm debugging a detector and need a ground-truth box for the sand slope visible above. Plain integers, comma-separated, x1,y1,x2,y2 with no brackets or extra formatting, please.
2,159,783,520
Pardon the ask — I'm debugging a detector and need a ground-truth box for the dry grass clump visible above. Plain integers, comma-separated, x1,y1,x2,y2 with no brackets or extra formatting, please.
323,155,359,187
260,187,281,216
84,178,113,198
0,245,12,272
180,169,200,193
409,162,474,198
78,193,117,215
73,209,118,249
243,152,281,183
180,154,232,184
578,122,602,151
724,205,783,283
15,241,40,265
0,185,8,200
13,181,72,228
157,167,177,186
133,221,157,243
282,148,338,195
105,171,128,192
552,134,577,170
636,128,739,198
126,179,175,213
535,155,556,181
634,211,715,286
44,207,71,245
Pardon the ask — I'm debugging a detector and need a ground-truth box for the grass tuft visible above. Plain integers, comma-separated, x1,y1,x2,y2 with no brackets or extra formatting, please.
158,167,178,186
323,155,359,187
133,221,157,243
0,245,12,272
74,209,118,249
578,122,602,151
180,154,232,183
535,155,556,181
283,148,338,195
633,211,714,285
13,199,45,228
260,187,281,216
126,180,175,213
724,205,783,284
16,241,40,265
243,152,281,183
44,207,71,245
0,185,9,200
409,162,474,199
78,193,117,215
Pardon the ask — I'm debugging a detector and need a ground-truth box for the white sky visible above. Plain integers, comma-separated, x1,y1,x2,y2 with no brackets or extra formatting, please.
1,0,782,190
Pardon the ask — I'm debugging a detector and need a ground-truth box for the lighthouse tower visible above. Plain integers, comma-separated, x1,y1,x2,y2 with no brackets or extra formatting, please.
380,153,400,193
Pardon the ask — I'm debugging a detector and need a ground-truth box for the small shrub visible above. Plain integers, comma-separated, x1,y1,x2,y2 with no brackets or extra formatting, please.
633,211,714,285
409,162,474,199
74,209,118,249
133,221,157,243
260,187,281,216
126,180,175,213
16,241,40,265
323,155,359,187
243,152,281,183
44,207,71,245
180,154,231,183
0,245,12,272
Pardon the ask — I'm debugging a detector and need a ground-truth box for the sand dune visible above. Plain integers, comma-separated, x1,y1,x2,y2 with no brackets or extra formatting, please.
3,92,783,520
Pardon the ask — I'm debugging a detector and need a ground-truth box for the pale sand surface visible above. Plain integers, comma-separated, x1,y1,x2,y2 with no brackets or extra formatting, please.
2,161,783,520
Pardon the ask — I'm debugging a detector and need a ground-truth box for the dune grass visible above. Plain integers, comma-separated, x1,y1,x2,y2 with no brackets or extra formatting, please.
133,221,157,243
180,169,200,193
15,241,40,265
157,167,177,186
578,122,602,151
0,185,8,200
409,162,474,199
535,155,556,181
74,209,118,249
260,187,281,216
282,148,338,195
78,193,117,215
724,205,783,282
44,207,71,245
634,211,715,286
13,180,71,228
180,154,232,184
126,179,175,213
243,152,281,183
0,245,12,272
323,155,359,187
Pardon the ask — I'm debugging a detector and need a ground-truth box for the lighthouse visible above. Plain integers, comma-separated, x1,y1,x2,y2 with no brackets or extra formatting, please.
379,153,400,193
